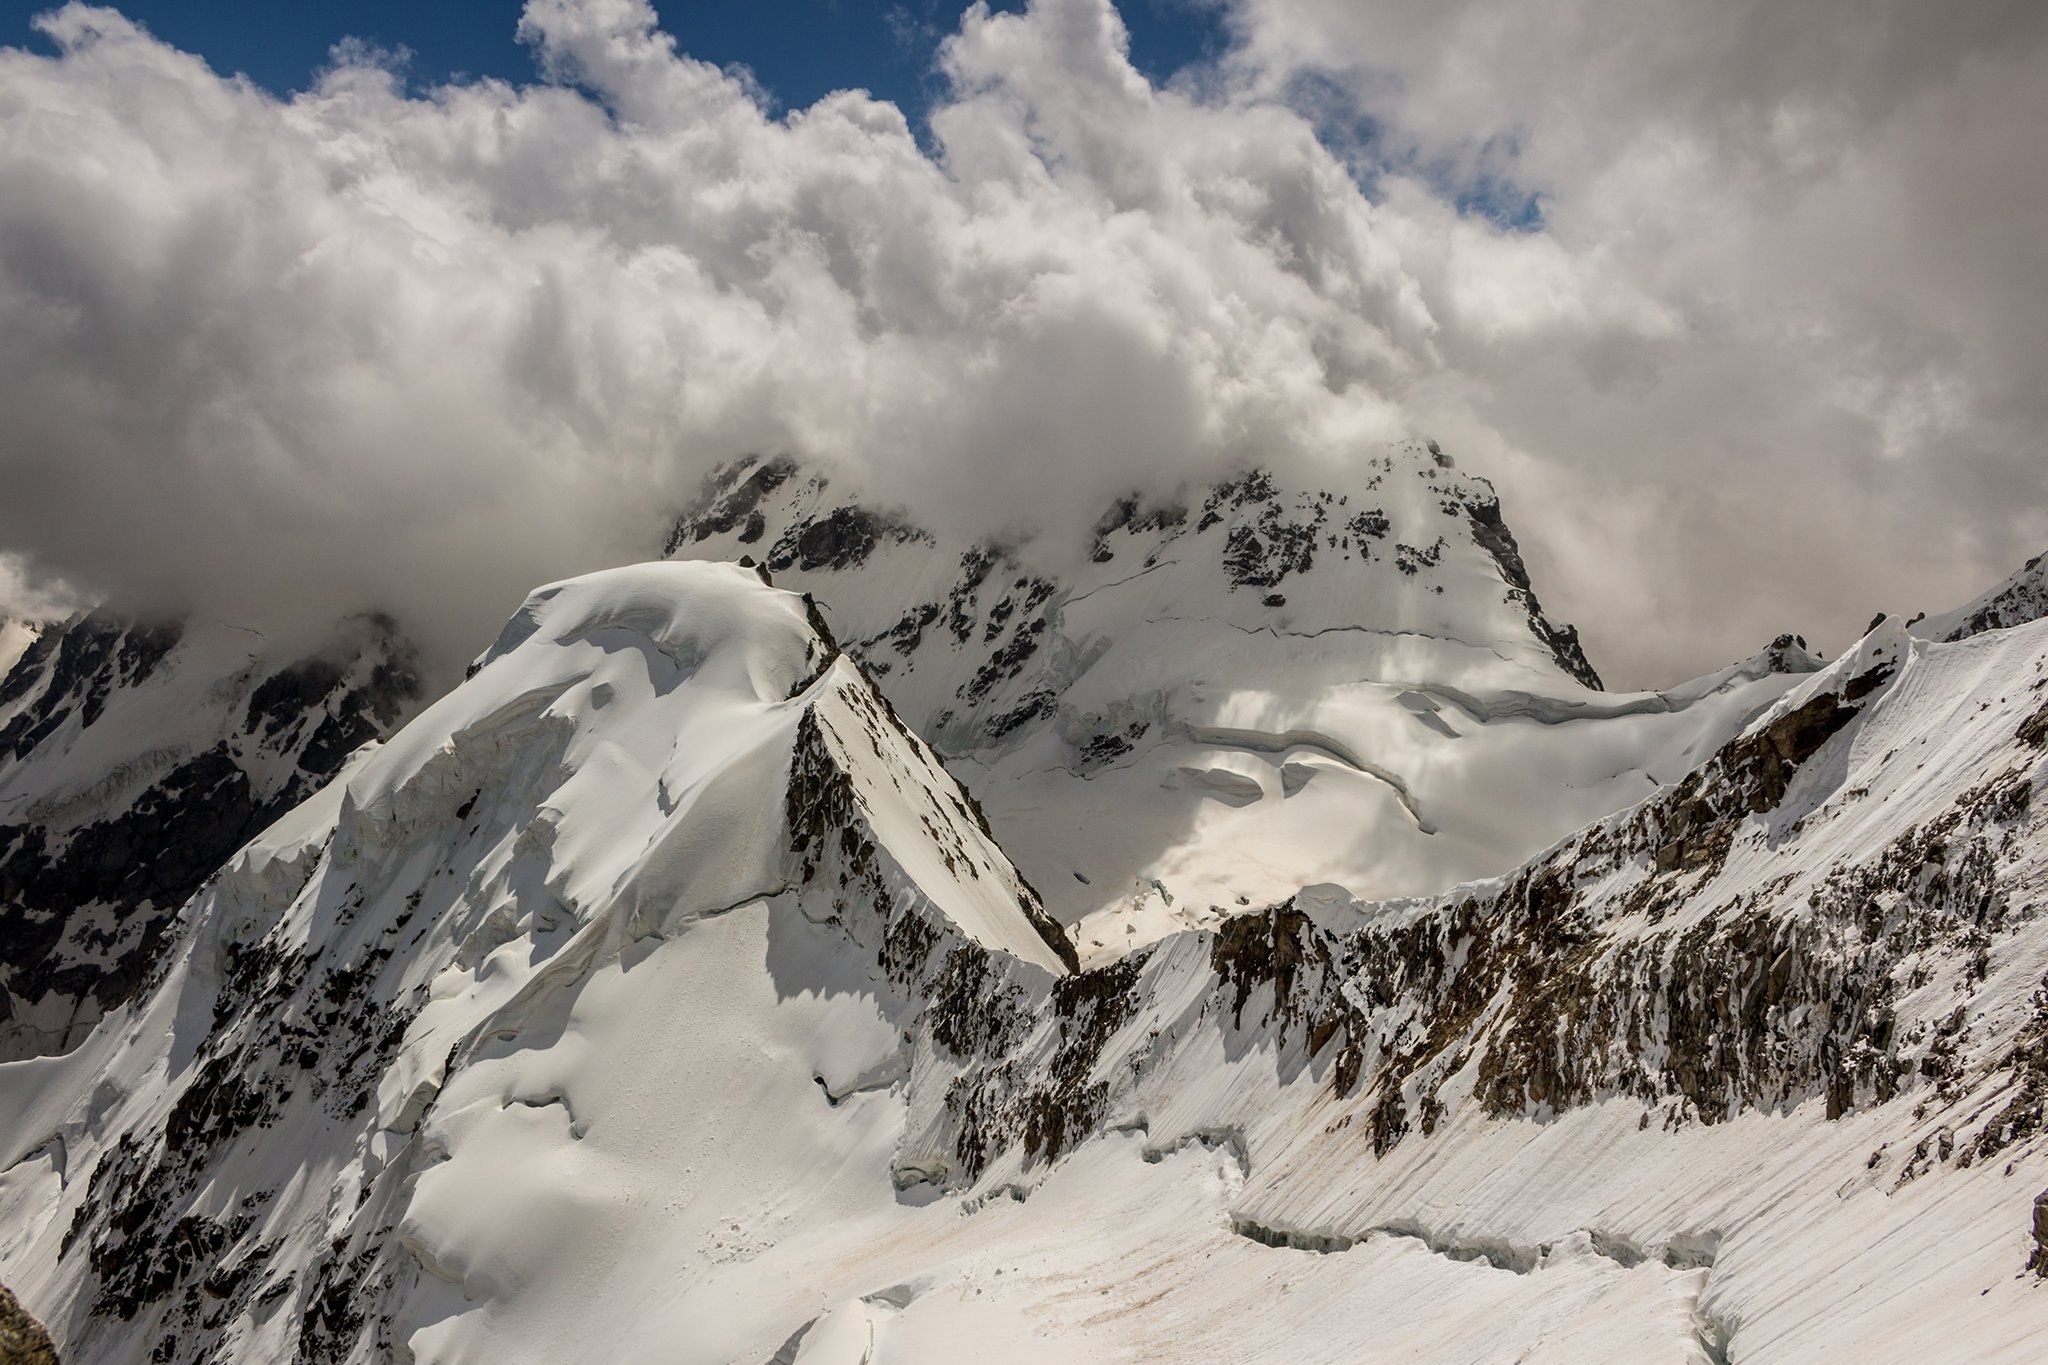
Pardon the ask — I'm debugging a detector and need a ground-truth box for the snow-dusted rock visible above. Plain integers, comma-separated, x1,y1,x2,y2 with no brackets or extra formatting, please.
0,611,419,1060
1917,551,2048,643
667,444,1823,959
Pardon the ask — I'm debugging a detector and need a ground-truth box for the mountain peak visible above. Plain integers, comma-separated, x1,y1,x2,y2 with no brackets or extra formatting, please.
663,444,1817,955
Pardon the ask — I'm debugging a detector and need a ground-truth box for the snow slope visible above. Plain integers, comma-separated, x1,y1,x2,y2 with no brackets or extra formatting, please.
4,558,2045,1364
0,562,1072,1365
666,446,1822,959
902,610,2048,1363
0,611,419,1059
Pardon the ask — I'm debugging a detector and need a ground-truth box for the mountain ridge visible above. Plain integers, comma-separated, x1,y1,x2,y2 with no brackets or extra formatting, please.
1,452,2046,1362
0,610,420,1060
665,443,1826,957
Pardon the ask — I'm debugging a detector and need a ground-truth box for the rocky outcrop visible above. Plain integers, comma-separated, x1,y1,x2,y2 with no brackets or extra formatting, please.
0,615,180,764
0,1285,60,1365
2030,1189,2048,1276
1461,491,1603,688
0,613,420,1059
898,631,2045,1196
1923,552,2048,642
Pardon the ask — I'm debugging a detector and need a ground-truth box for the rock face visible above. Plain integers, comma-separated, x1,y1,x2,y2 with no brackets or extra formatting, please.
665,444,1824,955
1457,486,1602,687
0,1284,60,1365
0,612,419,1059
2030,1189,2048,1276
2,559,2044,1365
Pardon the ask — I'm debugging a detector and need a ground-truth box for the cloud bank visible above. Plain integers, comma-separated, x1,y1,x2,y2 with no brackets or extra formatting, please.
0,0,2041,686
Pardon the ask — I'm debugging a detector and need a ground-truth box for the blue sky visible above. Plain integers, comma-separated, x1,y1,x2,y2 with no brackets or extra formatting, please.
0,1,1231,118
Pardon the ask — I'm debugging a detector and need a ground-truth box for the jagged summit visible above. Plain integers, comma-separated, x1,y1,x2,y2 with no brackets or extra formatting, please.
665,445,1822,954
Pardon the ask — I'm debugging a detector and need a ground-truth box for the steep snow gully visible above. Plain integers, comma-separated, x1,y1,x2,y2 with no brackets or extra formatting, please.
2,447,2048,1363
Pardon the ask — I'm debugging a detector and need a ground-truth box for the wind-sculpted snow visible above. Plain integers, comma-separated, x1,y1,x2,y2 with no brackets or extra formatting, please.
667,441,1823,957
4,562,2046,1364
0,611,419,1060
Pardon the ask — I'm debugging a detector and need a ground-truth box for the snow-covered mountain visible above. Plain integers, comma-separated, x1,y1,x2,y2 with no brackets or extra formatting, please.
666,444,1822,960
2,543,2045,1363
0,562,1073,1363
0,611,420,1060
1918,552,2048,644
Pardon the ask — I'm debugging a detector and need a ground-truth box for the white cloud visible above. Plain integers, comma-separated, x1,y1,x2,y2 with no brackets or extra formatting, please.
1221,0,2048,680
0,0,2040,687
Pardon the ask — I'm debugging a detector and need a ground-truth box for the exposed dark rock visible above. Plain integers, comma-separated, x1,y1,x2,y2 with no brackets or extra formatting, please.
948,548,1001,644
914,653,2025,1187
1,745,292,1038
2029,1188,2048,1276
1650,692,1858,876
770,504,929,575
0,615,420,1060
1960,973,2048,1170
783,669,1075,976
0,626,62,710
663,456,797,554
2019,700,2048,750
1761,634,1814,672
1461,493,1602,688
1393,538,1444,577
0,1284,59,1365
983,688,1058,741
1079,722,1147,767
1843,663,1895,702
1087,495,1187,563
1344,507,1390,545
866,603,941,660
964,621,1050,707
1936,552,2047,642
65,899,415,1349
0,614,181,762
298,1238,381,1364
1221,492,1323,588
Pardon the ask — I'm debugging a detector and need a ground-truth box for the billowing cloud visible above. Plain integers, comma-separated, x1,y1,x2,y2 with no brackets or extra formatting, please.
0,0,2041,687
1224,0,2048,679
